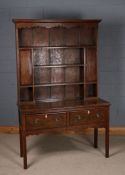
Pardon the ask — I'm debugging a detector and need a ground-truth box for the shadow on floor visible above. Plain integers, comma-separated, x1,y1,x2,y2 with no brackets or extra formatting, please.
1,134,125,168
27,134,95,167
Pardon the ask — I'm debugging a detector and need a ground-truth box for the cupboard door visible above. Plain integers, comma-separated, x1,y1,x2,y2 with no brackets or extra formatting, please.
85,48,97,82
20,50,33,85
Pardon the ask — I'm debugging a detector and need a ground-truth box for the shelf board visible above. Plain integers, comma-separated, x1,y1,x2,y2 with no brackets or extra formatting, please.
84,82,97,85
19,101,35,104
19,45,96,50
19,98,105,110
33,64,85,68
34,82,84,87
20,85,32,88
20,81,97,88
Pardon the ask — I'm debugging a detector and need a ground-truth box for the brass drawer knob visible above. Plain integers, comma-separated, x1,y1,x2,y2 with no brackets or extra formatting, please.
45,114,48,119
88,110,90,115
77,115,81,120
56,118,59,122
35,119,39,124
96,113,100,118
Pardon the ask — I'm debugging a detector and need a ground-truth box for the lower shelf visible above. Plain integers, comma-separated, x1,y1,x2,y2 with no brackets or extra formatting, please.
19,83,97,102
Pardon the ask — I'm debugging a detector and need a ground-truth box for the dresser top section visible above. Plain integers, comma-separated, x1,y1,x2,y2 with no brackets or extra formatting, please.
13,19,101,24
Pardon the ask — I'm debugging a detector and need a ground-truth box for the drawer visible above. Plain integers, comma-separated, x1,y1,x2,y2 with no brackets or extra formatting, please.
25,112,66,130
69,107,107,126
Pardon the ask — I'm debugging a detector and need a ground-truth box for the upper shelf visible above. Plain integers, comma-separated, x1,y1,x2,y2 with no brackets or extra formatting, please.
19,45,96,50
33,64,85,68
20,81,97,88
18,24,98,47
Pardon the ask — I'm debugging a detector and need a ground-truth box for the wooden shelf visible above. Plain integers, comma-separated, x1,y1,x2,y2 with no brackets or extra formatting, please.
19,45,96,50
33,64,85,68
20,81,97,88
19,98,109,110
35,82,84,87
20,85,33,88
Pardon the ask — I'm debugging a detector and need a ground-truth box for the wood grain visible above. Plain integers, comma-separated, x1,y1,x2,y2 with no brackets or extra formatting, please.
20,50,32,85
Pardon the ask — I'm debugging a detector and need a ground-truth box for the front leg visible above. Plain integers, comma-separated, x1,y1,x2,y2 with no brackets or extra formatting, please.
22,133,27,169
94,128,98,148
19,128,23,157
105,126,109,158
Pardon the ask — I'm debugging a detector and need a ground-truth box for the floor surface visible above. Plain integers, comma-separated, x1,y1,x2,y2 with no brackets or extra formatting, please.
0,134,125,175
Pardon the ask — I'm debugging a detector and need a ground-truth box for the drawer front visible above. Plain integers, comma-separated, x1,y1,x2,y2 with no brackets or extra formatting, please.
69,107,107,126
25,112,66,130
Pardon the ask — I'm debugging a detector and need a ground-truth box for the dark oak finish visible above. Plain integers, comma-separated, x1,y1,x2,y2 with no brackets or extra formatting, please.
94,128,98,148
13,19,110,169
25,112,67,130
19,49,32,85
85,48,97,82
